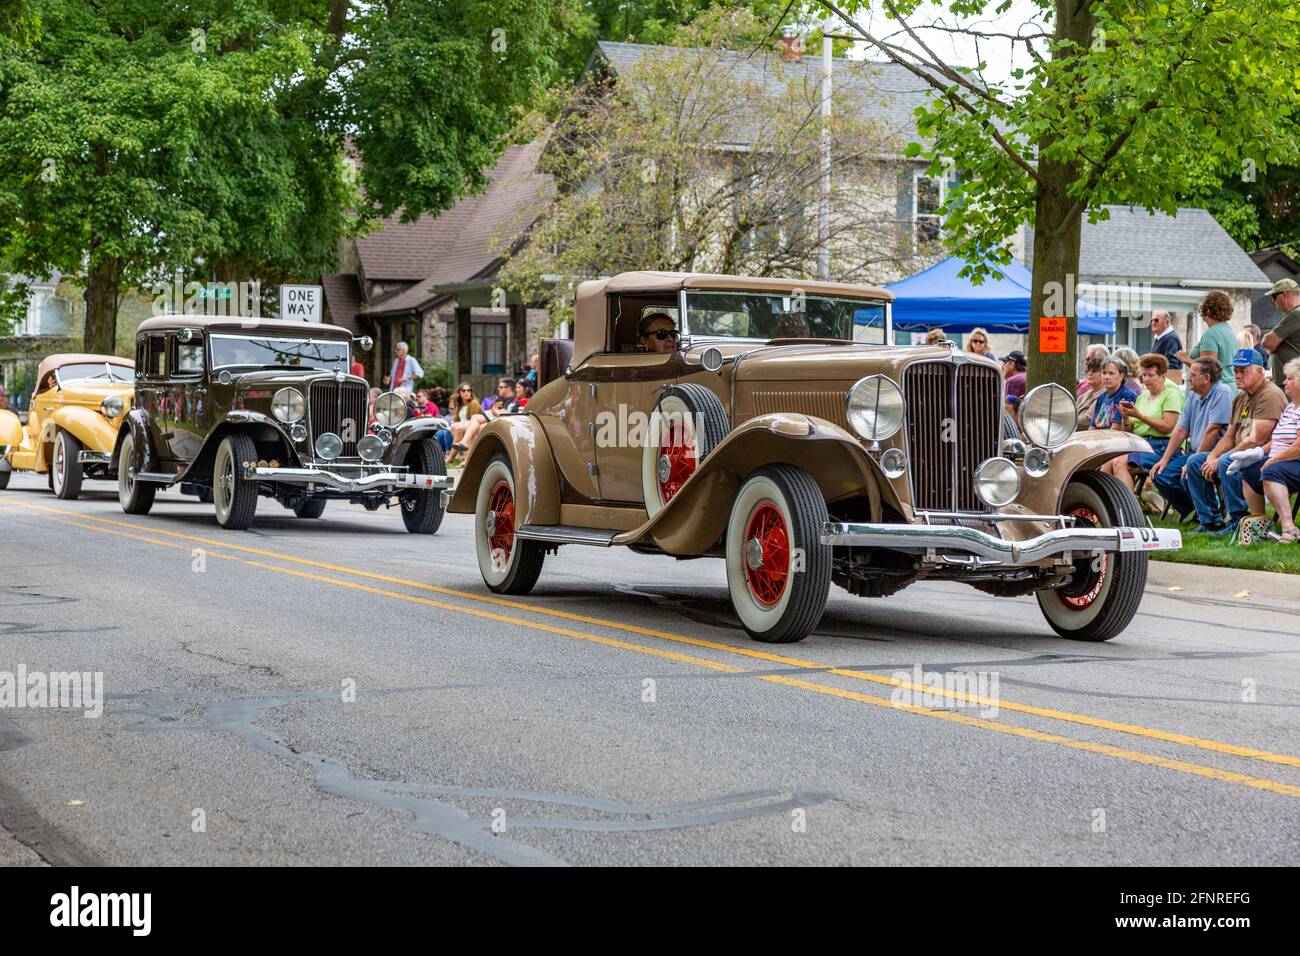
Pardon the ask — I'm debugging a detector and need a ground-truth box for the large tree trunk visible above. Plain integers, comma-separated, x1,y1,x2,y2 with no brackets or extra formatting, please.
83,255,119,355
1027,1,1095,390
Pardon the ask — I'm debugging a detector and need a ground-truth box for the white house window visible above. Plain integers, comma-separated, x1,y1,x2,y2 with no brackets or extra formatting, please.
24,291,47,336
913,172,943,244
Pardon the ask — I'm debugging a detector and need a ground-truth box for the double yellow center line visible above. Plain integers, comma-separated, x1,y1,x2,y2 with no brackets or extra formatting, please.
3,496,1298,799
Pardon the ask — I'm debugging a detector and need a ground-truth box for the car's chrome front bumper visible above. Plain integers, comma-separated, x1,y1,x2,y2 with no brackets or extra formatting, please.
820,520,1181,566
245,465,453,494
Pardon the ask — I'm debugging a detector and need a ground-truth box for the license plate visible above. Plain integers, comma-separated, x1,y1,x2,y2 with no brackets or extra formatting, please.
1116,527,1182,552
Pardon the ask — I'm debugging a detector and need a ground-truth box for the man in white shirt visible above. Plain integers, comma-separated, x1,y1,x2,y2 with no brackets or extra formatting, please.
385,341,423,395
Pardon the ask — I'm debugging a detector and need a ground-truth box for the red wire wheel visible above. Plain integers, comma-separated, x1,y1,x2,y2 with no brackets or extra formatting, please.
743,502,791,607
1060,504,1106,610
487,480,515,567
657,417,696,504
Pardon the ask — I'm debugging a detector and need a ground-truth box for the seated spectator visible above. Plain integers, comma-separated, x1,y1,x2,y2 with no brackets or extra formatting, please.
1001,351,1028,400
924,328,946,346
411,389,434,417
430,386,450,413
522,353,541,389
1149,357,1232,522
1088,358,1139,431
966,327,994,359
1100,353,1184,492
446,382,485,463
481,378,515,420
1182,349,1287,534
1078,344,1110,396
1251,357,1300,542
1112,346,1142,395
515,381,532,409
1075,353,1106,431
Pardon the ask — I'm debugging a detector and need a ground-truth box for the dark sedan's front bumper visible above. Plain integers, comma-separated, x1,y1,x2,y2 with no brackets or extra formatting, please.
244,464,453,494
820,520,1181,566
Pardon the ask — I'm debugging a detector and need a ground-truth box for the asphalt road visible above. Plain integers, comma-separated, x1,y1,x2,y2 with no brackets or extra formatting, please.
1,469,1297,866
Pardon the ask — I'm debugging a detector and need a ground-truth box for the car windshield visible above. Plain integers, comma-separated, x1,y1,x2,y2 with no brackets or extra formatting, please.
209,334,350,370
685,291,888,345
55,363,135,386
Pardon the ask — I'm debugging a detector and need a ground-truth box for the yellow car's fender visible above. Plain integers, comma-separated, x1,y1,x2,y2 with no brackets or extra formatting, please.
45,405,120,455
0,408,21,449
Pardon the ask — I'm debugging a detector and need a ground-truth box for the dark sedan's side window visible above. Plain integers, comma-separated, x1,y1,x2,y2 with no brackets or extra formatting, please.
140,335,166,379
175,341,204,376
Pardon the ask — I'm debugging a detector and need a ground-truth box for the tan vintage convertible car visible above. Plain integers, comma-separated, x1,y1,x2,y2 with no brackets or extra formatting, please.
447,272,1180,644
0,353,134,498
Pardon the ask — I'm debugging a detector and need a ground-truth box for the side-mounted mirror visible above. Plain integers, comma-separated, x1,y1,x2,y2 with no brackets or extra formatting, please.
355,336,373,352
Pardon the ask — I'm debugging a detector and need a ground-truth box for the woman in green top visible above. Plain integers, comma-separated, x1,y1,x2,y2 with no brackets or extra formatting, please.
1176,290,1237,393
1101,352,1184,492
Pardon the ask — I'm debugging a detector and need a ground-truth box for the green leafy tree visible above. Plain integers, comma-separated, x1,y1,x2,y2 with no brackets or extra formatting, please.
0,0,568,354
821,0,1300,387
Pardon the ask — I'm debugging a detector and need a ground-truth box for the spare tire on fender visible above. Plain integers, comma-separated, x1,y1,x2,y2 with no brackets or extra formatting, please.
641,383,729,516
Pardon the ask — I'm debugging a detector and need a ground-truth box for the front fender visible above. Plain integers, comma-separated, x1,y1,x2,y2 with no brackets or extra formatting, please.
1019,430,1151,516
447,414,560,526
626,413,893,555
112,409,158,475
0,409,21,448
48,406,118,453
385,416,447,467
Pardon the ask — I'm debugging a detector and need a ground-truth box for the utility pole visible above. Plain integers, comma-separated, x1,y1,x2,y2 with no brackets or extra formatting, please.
818,28,832,281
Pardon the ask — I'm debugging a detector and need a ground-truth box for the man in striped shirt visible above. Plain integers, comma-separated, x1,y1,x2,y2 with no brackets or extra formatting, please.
1247,356,1300,542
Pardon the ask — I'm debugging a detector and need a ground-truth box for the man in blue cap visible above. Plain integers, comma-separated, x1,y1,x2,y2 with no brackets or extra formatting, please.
1182,348,1287,534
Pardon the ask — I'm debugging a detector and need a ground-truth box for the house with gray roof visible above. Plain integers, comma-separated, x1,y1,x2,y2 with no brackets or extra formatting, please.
1024,205,1272,354
320,140,555,389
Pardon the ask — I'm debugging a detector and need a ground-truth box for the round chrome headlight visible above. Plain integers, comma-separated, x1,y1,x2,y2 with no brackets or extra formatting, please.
1020,383,1075,450
974,457,1020,507
100,395,124,419
289,423,308,443
314,432,342,461
846,375,905,442
357,435,384,462
1024,445,1052,478
272,387,305,424
879,447,907,479
373,392,408,428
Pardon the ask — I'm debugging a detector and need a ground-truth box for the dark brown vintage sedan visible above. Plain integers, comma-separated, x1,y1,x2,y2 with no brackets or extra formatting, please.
448,271,1180,645
114,315,452,531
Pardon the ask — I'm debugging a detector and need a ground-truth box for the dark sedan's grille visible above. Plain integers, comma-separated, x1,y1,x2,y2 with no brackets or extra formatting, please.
903,361,1003,512
309,380,369,458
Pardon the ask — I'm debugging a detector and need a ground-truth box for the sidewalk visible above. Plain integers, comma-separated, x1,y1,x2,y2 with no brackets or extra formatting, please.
1146,558,1300,603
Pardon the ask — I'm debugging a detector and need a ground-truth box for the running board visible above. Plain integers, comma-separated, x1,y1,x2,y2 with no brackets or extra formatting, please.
134,471,183,485
515,525,619,547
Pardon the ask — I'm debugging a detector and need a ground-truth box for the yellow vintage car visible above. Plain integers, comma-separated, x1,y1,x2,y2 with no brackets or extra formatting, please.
0,353,135,498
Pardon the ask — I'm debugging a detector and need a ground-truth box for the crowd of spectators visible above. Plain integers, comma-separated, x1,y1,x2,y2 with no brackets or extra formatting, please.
924,280,1300,543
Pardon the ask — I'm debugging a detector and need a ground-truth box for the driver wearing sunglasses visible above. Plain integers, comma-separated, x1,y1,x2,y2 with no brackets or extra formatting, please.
638,312,680,354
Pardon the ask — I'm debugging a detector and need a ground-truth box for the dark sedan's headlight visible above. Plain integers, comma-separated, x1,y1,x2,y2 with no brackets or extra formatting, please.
272,388,305,424
373,392,408,428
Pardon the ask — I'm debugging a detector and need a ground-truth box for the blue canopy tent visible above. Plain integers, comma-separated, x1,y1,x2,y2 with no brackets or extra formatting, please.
876,256,1116,335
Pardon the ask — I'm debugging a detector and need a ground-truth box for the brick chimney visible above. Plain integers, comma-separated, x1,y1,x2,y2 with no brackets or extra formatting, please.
779,26,804,62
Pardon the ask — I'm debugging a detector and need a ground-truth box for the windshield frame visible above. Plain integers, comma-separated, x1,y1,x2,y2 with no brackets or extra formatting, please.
54,362,136,388
207,333,352,372
679,289,893,346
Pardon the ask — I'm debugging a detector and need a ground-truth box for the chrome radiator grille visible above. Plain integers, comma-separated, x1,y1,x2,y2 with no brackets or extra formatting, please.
903,361,1003,512
309,380,369,458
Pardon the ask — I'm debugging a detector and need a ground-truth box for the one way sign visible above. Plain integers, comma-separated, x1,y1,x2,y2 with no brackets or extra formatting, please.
280,284,323,322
